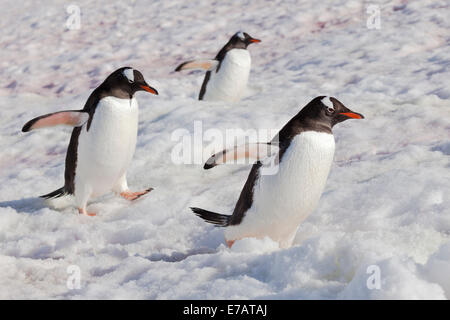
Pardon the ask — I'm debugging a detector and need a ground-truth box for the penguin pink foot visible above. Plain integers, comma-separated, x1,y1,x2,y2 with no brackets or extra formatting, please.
120,188,153,201
226,240,235,248
78,208,96,217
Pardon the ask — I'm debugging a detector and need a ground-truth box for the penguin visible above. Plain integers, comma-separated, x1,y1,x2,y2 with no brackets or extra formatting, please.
175,31,261,102
191,96,364,248
22,67,158,216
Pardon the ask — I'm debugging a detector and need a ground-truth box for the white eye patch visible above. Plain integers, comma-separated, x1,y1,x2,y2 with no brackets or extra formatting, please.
321,96,334,109
123,68,134,82
236,31,245,40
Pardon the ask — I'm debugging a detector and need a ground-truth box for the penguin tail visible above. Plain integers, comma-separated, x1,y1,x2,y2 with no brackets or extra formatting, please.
190,207,231,227
40,187,67,199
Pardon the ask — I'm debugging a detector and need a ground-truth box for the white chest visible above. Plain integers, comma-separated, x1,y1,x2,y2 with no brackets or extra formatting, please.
225,131,336,247
76,96,138,194
203,49,251,102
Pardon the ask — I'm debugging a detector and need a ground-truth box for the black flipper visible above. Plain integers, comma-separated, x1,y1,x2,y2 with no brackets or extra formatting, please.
190,207,231,227
40,187,67,199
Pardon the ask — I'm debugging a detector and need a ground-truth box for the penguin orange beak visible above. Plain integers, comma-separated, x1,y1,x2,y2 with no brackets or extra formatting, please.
339,112,364,119
249,38,261,43
140,85,158,95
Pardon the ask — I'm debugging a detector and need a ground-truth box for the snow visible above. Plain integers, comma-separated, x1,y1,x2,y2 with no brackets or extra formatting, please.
0,0,449,299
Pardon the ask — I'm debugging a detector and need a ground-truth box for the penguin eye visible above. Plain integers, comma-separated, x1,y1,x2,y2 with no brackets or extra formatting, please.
127,79,133,83
326,107,335,115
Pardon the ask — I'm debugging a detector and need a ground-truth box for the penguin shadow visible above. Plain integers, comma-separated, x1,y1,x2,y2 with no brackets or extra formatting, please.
0,197,47,215
143,247,217,263
141,221,225,263
431,142,450,156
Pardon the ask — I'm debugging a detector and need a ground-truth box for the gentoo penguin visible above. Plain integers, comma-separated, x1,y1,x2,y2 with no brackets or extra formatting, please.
22,67,158,216
191,96,364,248
175,31,261,102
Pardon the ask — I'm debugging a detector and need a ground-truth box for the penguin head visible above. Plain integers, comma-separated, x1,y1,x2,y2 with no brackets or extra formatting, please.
103,67,159,98
301,96,364,130
318,96,364,127
228,31,261,49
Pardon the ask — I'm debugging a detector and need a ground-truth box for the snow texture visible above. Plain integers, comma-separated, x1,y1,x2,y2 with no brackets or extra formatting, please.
0,0,449,299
